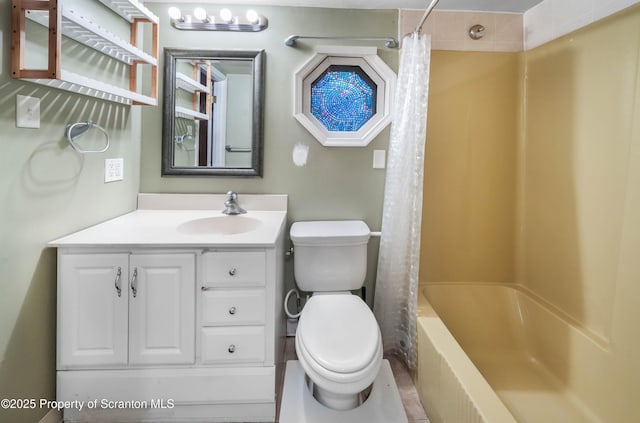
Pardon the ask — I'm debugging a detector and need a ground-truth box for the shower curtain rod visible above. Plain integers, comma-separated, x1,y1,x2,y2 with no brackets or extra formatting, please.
414,0,440,34
284,34,399,48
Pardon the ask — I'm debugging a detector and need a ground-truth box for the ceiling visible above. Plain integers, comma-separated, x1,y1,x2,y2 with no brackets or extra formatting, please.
147,0,546,14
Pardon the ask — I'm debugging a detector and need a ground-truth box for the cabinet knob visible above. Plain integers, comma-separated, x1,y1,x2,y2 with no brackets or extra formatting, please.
228,344,236,354
229,306,237,315
228,268,237,276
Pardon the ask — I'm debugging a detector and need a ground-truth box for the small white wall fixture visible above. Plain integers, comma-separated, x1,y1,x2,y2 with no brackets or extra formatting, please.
293,46,396,147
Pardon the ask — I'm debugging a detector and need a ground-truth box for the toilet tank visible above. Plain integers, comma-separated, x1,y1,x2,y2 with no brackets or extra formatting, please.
290,220,371,292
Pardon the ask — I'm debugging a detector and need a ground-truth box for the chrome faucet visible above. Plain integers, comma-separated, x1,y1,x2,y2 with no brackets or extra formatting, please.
222,191,246,215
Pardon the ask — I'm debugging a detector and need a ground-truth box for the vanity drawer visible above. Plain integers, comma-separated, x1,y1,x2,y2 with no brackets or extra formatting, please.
201,326,265,364
202,251,266,287
201,289,266,326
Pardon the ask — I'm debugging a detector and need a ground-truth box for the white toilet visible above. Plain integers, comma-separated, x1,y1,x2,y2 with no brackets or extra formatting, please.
290,220,382,411
279,220,407,423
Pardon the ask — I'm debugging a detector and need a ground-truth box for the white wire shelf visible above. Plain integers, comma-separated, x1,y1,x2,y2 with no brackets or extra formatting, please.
26,8,157,66
175,106,209,121
25,70,157,106
176,72,209,93
97,0,159,24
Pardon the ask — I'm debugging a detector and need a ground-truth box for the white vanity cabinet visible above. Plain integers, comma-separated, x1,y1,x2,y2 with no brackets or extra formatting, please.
51,194,287,422
58,252,196,368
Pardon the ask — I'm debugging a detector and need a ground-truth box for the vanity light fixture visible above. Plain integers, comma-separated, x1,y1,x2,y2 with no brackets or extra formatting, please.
168,6,268,32
219,8,234,24
167,6,181,20
246,10,259,25
193,7,208,22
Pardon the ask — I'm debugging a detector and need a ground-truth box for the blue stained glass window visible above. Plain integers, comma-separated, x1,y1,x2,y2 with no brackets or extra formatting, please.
311,65,377,132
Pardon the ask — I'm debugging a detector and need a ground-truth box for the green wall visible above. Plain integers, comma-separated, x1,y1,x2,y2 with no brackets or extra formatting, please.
141,3,399,300
0,1,143,421
0,2,397,421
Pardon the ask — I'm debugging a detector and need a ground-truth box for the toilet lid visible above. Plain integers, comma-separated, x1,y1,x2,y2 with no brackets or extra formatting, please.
297,295,380,374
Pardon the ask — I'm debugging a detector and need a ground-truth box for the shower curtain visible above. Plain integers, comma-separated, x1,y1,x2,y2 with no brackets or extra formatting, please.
374,32,431,369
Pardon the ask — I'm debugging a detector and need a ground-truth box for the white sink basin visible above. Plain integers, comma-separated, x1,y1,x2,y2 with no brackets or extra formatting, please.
177,215,262,235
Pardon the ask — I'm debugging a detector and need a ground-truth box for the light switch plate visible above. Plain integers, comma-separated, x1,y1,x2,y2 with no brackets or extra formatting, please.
373,150,386,169
16,95,41,128
105,158,124,183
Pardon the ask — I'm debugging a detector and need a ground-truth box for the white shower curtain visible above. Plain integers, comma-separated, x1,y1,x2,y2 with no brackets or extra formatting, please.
374,33,431,369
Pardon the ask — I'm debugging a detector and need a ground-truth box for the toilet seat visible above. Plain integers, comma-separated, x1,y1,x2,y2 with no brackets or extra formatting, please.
296,294,382,393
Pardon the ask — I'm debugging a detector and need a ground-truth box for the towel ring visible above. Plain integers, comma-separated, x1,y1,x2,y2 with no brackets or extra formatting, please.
65,121,110,153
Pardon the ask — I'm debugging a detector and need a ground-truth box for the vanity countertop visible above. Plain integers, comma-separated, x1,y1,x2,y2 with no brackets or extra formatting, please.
49,194,287,248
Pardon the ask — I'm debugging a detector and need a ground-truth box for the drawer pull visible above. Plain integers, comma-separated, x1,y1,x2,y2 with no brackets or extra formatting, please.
229,267,237,276
229,306,237,315
228,344,236,354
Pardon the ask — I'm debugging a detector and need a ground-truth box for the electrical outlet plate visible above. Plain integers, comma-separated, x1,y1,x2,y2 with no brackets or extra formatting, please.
105,158,124,183
16,95,40,128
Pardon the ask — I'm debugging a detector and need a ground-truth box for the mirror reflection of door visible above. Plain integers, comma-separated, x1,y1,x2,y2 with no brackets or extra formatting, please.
174,59,252,169
197,65,208,167
196,64,227,167
222,66,253,168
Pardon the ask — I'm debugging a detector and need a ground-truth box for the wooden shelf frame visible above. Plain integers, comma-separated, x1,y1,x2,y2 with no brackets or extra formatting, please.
11,0,159,106
197,62,213,120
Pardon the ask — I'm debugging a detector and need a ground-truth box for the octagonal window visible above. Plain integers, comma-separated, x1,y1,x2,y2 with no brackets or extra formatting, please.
294,47,396,147
310,65,377,132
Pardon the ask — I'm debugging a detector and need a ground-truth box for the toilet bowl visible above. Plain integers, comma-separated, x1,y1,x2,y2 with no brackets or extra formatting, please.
295,293,382,410
280,220,407,422
288,220,383,411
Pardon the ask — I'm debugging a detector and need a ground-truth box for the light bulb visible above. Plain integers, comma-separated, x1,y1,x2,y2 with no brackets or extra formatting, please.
167,6,181,20
193,7,207,21
220,8,233,23
246,10,259,24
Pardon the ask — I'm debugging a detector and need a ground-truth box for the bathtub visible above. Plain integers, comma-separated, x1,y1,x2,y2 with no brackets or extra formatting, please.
416,283,603,423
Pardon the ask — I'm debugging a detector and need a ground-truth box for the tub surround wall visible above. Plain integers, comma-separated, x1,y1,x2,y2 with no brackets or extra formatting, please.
0,1,143,422
518,5,640,421
524,0,640,49
402,1,640,53
520,8,640,343
421,4,640,422
420,50,519,284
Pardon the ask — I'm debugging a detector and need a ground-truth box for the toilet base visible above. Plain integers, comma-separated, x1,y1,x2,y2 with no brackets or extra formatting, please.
279,359,408,423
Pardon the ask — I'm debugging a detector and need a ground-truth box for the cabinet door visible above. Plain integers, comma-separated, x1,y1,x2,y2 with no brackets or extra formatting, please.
129,253,195,365
58,254,129,368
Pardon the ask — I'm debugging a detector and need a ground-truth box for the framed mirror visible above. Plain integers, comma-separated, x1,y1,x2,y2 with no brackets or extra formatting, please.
162,49,265,176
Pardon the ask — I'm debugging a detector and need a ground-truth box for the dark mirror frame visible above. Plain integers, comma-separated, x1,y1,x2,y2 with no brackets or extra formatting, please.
162,48,265,176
